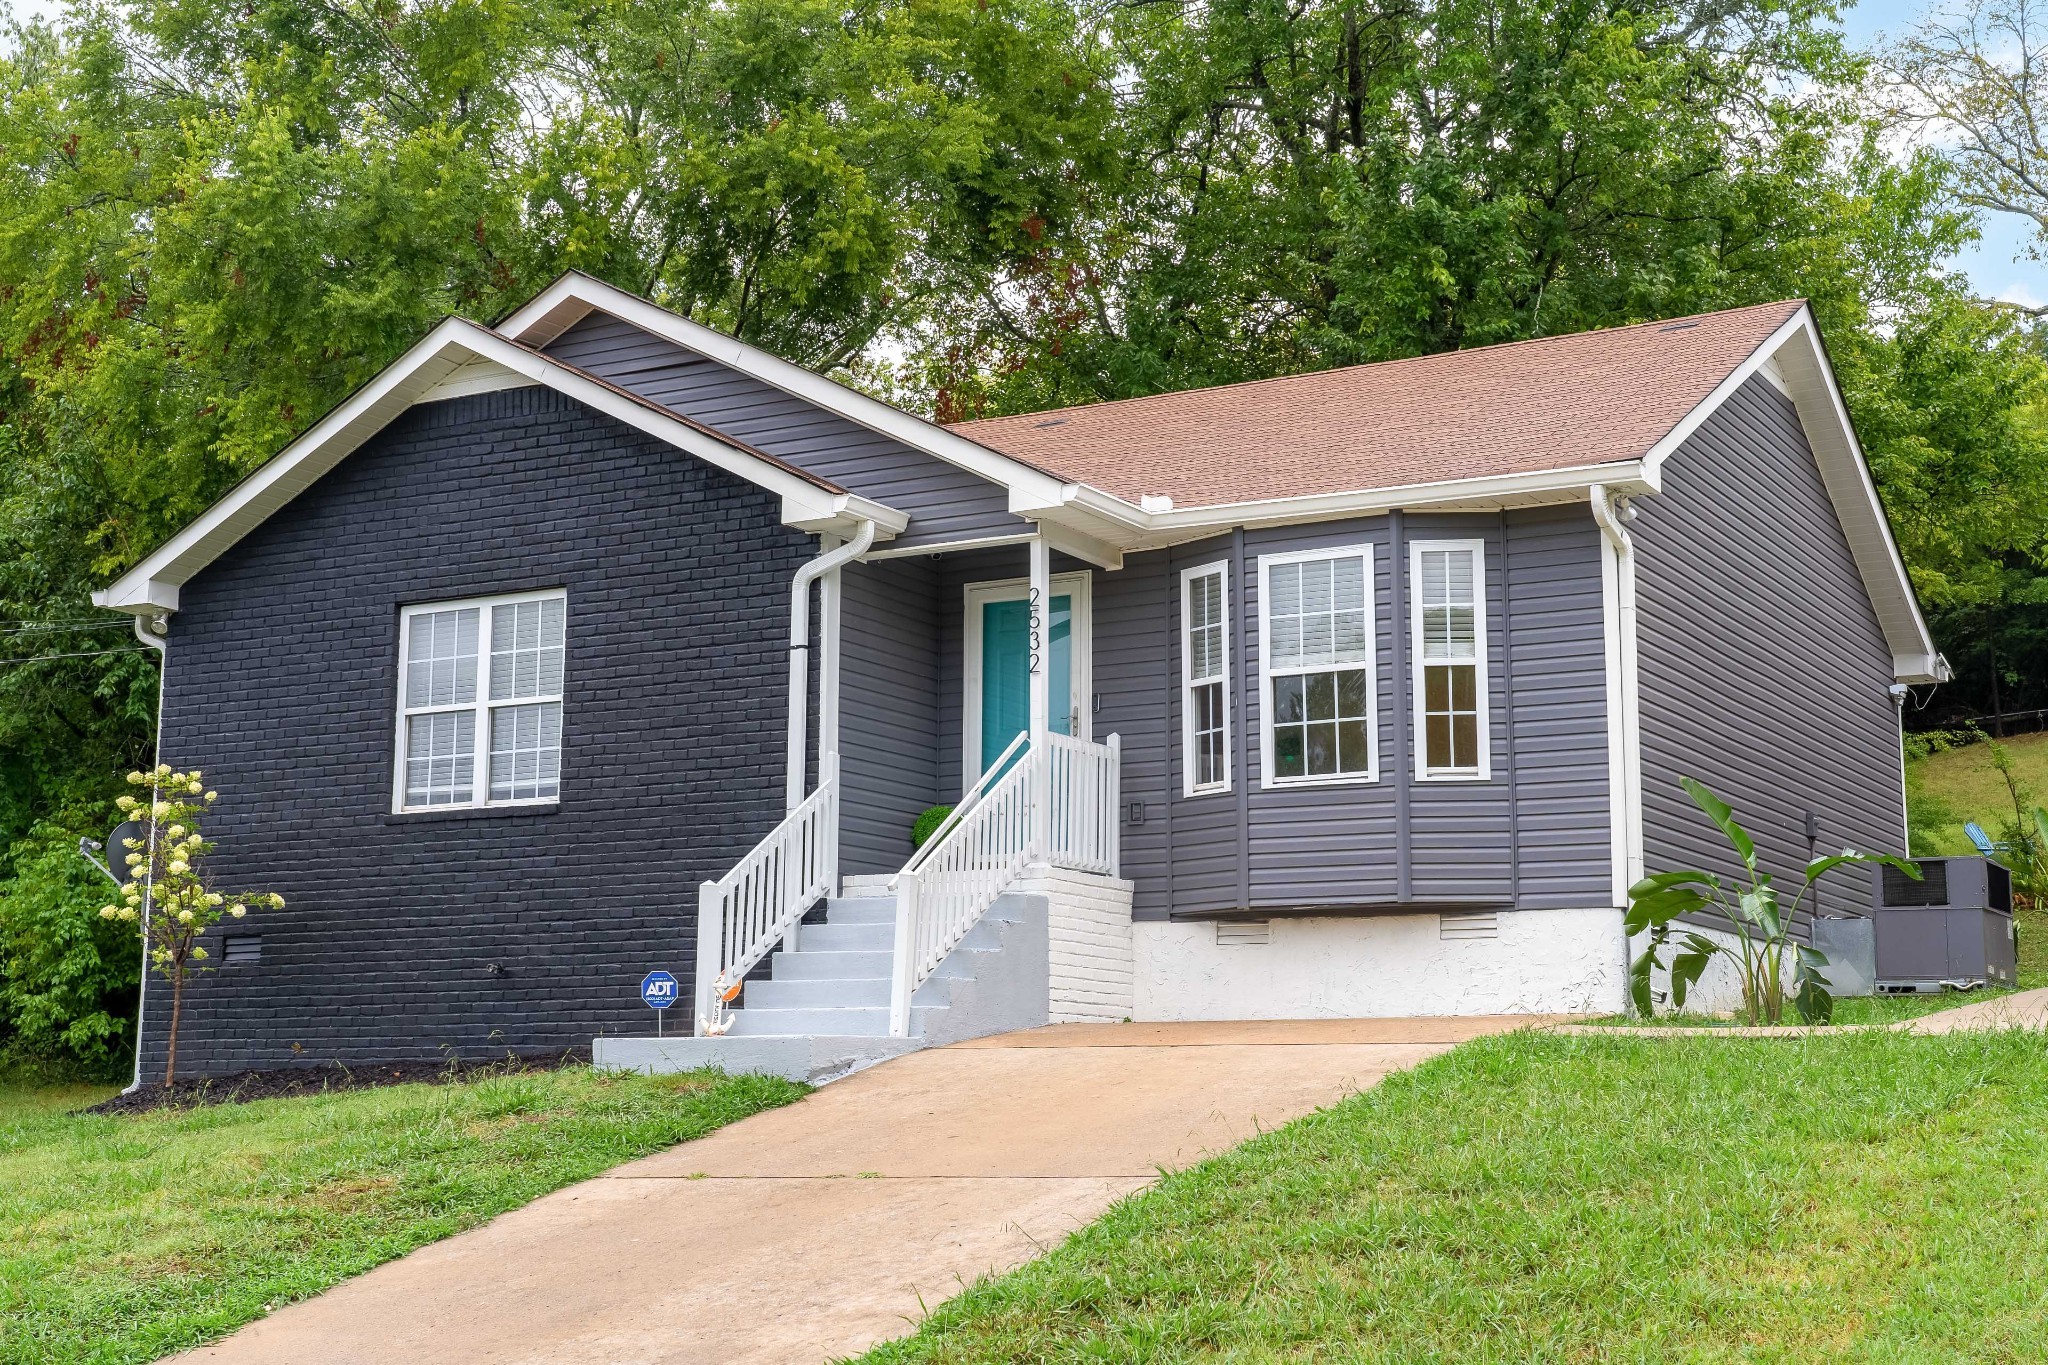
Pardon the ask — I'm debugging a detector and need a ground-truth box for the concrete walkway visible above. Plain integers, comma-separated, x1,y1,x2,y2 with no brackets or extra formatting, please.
171,1017,1539,1365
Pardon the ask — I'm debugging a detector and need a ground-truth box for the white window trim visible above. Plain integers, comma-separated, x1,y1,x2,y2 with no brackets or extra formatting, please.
392,588,568,813
1180,559,1232,797
961,571,1094,788
1409,538,1492,781
1257,543,1380,789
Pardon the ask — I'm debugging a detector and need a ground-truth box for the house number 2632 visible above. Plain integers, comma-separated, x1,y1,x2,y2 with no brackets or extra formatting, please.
1027,586,1043,675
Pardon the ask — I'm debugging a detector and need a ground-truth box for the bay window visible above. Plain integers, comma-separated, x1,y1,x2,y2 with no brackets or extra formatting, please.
1410,541,1488,778
1258,545,1377,786
1181,561,1231,795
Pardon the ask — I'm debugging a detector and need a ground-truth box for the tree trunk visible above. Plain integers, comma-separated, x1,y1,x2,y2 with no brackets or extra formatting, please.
164,965,184,1088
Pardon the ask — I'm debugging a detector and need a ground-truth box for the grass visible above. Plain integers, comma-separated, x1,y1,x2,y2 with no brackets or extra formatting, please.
1906,728,2048,858
856,1028,2048,1363
1,1064,804,1365
1582,985,2024,1028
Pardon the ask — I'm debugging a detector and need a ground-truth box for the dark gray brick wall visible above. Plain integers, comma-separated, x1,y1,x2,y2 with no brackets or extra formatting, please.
142,386,811,1076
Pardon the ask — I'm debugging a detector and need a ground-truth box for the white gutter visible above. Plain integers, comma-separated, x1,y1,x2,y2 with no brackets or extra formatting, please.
1589,482,1633,553
786,519,876,810
123,612,169,1095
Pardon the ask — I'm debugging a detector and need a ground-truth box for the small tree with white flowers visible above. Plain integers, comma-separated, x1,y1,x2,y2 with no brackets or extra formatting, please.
100,765,284,1085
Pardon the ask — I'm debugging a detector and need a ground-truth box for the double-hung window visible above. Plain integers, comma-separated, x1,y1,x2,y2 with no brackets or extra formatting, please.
1411,540,1488,779
1181,561,1231,795
395,591,567,811
1259,546,1377,785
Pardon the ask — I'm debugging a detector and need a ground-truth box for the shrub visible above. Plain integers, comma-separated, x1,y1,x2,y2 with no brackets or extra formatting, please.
0,813,140,1075
911,804,955,850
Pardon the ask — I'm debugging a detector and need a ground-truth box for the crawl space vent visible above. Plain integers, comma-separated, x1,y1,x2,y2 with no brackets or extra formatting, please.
223,935,263,966
1215,921,1270,946
1440,911,1500,941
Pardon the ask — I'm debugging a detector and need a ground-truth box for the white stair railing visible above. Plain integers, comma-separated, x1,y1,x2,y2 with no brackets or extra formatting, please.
1045,732,1120,876
694,753,838,1036
887,732,1120,1036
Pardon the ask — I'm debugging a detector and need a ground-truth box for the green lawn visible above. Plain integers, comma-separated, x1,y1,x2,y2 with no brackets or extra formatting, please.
1906,729,2048,858
1582,984,2035,1029
857,1029,2048,1363
1,1065,804,1365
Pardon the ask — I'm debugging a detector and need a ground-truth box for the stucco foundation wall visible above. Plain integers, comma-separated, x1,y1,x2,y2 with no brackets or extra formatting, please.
1135,908,1627,1019
1015,867,1136,1023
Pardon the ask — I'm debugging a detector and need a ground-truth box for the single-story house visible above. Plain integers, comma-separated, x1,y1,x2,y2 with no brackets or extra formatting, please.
95,272,1944,1078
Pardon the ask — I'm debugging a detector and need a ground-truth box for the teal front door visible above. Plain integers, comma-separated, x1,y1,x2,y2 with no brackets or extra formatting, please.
967,575,1088,782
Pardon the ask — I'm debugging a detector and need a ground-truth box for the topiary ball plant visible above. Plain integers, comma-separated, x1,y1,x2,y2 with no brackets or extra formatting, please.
911,804,955,850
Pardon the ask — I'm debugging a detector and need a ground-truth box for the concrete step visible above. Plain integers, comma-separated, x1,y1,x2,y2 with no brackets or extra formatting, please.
840,874,895,898
795,921,893,953
595,1033,920,1084
772,949,892,981
725,1004,939,1038
821,896,896,926
746,975,891,1010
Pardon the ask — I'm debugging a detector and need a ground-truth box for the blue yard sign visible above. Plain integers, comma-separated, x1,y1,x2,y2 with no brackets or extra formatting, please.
641,970,680,1037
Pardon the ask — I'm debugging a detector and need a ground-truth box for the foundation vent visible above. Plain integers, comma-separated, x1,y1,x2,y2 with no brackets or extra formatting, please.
1440,912,1499,942
223,935,263,965
1215,920,1270,946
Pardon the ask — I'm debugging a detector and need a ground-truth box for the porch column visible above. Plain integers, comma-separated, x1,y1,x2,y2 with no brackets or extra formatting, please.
1028,534,1051,858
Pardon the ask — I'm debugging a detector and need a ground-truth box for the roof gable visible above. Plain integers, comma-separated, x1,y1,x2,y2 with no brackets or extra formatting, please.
94,316,908,614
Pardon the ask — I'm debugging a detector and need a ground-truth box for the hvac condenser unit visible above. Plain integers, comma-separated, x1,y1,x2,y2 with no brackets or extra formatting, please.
1869,857,2017,994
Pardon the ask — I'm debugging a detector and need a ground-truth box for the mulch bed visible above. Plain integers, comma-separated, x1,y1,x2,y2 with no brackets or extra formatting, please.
81,1048,591,1116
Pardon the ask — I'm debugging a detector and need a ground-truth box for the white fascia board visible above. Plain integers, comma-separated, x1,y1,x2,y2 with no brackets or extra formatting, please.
1640,307,1812,479
498,273,1075,507
1643,305,1942,683
96,319,480,614
95,318,907,617
1138,462,1657,537
782,491,911,538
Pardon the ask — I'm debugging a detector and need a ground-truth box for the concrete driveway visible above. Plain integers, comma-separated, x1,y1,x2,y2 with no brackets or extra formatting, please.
171,1017,1538,1365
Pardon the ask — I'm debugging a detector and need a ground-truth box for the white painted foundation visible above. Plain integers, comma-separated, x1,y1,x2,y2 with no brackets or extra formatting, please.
1135,907,1628,1020
1014,866,1136,1023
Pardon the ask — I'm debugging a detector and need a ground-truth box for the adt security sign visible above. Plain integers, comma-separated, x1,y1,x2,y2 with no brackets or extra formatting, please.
640,970,680,1036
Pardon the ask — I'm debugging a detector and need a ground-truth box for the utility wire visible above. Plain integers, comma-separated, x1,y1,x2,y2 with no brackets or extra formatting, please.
0,621,128,637
0,646,152,665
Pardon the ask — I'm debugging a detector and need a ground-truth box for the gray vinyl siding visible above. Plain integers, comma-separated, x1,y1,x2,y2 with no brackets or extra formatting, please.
838,556,942,874
1504,506,1618,908
1092,549,1174,918
837,508,1612,919
1106,510,1612,918
1633,375,1904,921
543,312,1026,549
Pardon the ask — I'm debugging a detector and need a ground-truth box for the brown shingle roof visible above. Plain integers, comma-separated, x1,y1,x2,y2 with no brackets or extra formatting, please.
946,300,1806,509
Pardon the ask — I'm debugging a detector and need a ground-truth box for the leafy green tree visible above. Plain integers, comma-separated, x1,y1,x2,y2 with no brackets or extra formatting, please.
0,0,1105,1065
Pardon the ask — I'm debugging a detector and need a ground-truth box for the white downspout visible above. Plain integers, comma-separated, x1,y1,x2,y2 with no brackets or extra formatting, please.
1591,483,1645,897
124,612,169,1095
786,519,876,812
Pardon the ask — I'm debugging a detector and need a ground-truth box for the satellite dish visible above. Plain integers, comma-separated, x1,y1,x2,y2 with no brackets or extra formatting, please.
106,819,147,875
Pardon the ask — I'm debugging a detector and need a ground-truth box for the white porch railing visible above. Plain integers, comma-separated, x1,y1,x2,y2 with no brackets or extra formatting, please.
694,753,838,1035
888,732,1119,1036
1045,731,1121,876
